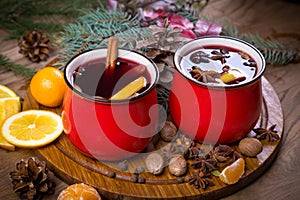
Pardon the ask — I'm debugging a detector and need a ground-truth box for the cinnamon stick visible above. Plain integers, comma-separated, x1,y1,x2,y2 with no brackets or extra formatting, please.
105,37,118,70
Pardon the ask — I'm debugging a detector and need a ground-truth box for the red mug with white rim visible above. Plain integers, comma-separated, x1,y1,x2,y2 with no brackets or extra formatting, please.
62,48,159,161
169,36,266,144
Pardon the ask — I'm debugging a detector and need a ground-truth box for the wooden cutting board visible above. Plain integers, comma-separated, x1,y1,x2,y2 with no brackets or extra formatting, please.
22,68,283,200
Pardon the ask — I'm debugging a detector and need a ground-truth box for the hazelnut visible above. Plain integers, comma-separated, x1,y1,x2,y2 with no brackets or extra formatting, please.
160,121,177,142
168,155,187,176
238,137,263,157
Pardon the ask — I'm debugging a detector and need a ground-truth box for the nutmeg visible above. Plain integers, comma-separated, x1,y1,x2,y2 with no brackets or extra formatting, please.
145,152,164,175
160,121,177,142
238,137,263,157
168,155,187,176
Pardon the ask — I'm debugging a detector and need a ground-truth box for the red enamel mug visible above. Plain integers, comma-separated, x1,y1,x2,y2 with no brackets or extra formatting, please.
169,36,266,144
62,49,159,161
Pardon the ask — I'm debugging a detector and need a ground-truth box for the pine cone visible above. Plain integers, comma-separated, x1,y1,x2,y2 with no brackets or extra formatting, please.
9,157,56,200
18,30,51,62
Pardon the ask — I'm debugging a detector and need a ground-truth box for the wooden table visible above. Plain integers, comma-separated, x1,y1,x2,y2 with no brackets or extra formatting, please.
1,0,299,199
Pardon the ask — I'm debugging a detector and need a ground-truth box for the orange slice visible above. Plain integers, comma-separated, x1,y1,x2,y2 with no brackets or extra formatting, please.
57,183,102,200
0,132,15,151
0,84,18,98
0,97,21,151
0,97,21,124
219,157,245,185
220,70,246,84
1,110,63,148
109,76,146,100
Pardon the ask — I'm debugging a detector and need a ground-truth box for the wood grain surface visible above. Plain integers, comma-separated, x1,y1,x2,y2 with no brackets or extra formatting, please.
21,75,283,200
1,0,300,199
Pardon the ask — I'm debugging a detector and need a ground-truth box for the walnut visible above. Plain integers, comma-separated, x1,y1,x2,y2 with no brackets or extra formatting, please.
238,137,263,157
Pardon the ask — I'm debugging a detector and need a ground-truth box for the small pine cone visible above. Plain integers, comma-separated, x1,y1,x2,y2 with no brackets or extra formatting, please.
9,157,56,200
18,30,51,62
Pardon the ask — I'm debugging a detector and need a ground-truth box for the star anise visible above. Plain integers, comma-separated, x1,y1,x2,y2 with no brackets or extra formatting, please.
232,151,243,161
189,66,220,83
190,156,217,175
253,124,280,142
210,48,230,64
208,144,234,163
188,171,215,189
184,142,204,159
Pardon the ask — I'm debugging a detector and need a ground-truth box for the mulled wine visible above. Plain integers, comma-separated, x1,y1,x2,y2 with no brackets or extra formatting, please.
73,57,150,99
180,46,258,85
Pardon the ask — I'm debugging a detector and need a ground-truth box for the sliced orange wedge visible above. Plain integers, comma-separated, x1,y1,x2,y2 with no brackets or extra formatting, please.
219,157,245,185
109,76,146,100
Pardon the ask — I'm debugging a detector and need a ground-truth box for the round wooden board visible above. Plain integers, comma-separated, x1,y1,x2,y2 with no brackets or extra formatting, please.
23,67,283,200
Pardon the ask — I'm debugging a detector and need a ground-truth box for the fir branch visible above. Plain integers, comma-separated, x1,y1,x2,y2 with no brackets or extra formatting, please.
220,21,298,65
0,54,35,79
0,0,103,40
56,6,153,67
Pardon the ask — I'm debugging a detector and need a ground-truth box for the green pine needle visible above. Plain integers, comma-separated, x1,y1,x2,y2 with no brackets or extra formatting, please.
221,22,298,65
56,6,153,67
0,54,35,79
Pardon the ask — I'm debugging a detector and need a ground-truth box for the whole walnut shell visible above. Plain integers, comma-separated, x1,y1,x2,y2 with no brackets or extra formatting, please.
160,121,177,142
238,137,263,157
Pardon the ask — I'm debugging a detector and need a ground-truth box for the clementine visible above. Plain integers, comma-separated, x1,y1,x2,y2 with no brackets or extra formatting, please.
30,67,66,107
57,183,102,200
219,157,245,185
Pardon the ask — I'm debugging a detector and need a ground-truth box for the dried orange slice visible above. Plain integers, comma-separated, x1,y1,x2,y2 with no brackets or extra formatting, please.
109,76,146,100
57,183,102,200
1,110,63,148
219,157,245,185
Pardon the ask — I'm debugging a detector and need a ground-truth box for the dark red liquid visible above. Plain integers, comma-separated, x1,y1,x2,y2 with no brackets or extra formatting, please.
73,58,150,99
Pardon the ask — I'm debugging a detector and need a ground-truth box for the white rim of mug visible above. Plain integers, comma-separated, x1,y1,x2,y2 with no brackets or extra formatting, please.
173,35,266,88
64,48,159,103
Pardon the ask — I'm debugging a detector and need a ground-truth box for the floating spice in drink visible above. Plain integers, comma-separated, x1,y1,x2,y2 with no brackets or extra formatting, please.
180,46,258,85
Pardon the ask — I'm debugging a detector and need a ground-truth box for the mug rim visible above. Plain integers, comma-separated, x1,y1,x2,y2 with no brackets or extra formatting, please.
173,36,266,88
64,48,159,103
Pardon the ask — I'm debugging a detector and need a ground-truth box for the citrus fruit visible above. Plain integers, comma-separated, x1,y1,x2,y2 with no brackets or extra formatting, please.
0,132,15,151
0,84,18,98
0,97,21,151
109,76,146,100
0,85,21,151
0,97,21,124
30,67,66,107
57,183,102,200
1,110,63,148
219,157,245,185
